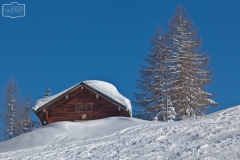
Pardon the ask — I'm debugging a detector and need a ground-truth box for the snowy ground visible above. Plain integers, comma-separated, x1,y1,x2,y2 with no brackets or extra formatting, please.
0,106,240,160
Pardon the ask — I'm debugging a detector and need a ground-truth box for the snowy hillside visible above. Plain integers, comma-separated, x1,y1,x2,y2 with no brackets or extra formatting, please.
0,106,240,159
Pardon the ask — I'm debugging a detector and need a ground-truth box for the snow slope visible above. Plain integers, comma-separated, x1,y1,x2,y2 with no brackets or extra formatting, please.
0,117,151,153
0,106,240,159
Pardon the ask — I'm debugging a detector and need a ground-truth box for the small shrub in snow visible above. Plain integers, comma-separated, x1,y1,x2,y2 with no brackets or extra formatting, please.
152,116,158,121
158,107,176,121
43,87,52,98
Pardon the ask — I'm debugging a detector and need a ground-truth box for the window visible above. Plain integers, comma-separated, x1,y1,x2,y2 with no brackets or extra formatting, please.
75,103,93,112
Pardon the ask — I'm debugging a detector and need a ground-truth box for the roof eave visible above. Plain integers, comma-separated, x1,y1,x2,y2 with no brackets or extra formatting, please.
34,84,82,113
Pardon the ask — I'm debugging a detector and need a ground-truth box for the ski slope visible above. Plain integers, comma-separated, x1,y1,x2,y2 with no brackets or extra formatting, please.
0,106,240,159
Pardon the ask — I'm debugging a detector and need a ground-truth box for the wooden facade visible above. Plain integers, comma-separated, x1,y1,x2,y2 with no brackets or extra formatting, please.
34,83,131,125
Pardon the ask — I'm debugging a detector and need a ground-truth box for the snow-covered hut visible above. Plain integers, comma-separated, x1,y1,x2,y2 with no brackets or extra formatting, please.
33,80,132,125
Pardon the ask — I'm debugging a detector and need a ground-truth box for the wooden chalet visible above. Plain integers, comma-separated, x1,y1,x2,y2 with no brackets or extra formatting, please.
33,80,132,125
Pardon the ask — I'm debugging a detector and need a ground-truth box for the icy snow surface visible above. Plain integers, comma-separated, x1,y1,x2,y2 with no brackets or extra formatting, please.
33,80,132,114
1,106,240,159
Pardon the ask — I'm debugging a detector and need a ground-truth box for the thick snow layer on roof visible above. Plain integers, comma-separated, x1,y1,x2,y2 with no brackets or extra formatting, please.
33,80,132,115
82,80,132,113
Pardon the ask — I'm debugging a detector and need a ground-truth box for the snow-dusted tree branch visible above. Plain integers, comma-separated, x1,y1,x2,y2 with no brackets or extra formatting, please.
20,93,34,133
1,76,21,139
0,77,35,141
168,6,217,119
135,5,217,121
134,27,176,121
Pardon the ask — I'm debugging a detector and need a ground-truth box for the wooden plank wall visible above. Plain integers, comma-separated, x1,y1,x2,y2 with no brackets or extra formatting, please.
37,87,129,125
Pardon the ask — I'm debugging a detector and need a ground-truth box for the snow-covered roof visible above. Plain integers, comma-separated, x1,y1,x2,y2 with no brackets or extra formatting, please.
33,84,78,112
82,80,132,114
33,80,132,116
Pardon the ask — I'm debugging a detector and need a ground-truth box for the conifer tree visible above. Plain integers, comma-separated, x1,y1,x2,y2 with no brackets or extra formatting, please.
43,87,52,98
20,94,33,133
135,6,217,121
168,6,217,119
134,27,176,120
1,77,35,141
1,76,21,139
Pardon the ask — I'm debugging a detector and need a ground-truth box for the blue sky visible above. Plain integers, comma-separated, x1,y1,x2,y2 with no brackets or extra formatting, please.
0,0,240,116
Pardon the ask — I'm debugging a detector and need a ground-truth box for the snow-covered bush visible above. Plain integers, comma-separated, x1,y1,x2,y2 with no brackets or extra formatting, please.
158,107,176,121
178,108,197,120
152,116,158,121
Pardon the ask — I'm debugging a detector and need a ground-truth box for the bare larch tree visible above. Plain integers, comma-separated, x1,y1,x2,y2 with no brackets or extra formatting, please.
20,93,34,133
168,6,217,119
134,27,176,121
1,76,21,139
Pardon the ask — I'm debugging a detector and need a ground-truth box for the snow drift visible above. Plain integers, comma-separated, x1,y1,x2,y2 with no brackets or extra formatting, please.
0,117,151,153
0,106,240,159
